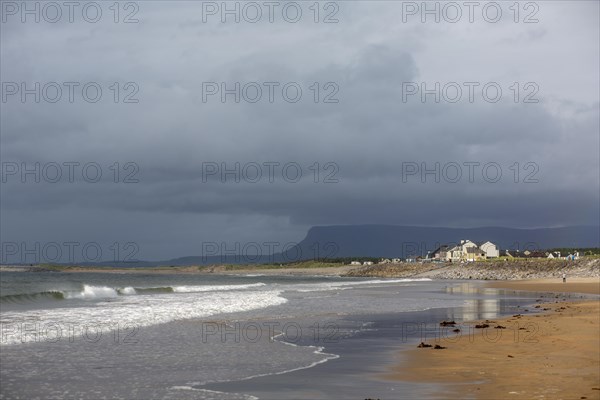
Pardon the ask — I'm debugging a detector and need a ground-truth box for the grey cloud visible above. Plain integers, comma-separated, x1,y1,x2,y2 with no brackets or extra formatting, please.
1,1,598,260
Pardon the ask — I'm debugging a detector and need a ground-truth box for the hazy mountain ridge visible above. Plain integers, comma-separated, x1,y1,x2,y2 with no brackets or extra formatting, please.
289,225,600,259
65,225,599,266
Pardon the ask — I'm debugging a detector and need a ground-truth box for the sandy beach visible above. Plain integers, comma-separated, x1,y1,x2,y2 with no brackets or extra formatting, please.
487,277,600,295
387,278,600,399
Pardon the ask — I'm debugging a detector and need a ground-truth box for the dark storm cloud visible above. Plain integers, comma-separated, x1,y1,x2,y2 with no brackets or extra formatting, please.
1,1,598,260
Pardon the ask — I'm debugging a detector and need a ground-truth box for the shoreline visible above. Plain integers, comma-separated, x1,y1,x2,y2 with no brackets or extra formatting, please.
387,279,600,399
0,264,359,276
487,277,600,295
199,300,529,399
2,257,599,280
3,269,597,398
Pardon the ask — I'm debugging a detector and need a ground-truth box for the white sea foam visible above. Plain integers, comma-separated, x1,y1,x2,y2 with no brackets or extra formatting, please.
293,278,432,292
169,387,258,400
1,289,287,345
48,283,265,300
172,283,266,293
1,278,434,345
64,285,120,299
118,287,137,295
237,331,340,381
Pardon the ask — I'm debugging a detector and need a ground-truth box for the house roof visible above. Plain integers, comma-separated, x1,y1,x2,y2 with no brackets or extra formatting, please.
526,251,546,258
466,247,485,254
432,245,449,254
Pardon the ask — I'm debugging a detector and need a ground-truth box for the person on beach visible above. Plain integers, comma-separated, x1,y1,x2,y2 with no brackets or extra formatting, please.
562,273,566,283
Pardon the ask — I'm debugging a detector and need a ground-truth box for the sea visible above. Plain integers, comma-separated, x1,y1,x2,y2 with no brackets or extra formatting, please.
0,269,569,399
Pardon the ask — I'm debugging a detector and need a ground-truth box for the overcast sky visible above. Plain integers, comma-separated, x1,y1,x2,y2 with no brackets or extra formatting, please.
1,1,598,261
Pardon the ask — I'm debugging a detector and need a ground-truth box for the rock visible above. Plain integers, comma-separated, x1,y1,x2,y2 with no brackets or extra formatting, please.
495,325,506,329
433,345,446,349
453,328,461,333
440,320,456,326
417,342,432,348
475,323,490,329
507,355,514,358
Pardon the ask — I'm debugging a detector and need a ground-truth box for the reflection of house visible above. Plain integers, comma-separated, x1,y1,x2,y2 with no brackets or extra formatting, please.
458,298,501,321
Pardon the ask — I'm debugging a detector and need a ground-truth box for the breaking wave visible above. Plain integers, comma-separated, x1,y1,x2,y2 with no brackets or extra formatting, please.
0,283,268,304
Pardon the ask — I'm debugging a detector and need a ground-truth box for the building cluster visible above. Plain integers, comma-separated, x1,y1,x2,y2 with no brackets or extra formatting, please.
431,240,498,262
349,240,584,265
506,250,581,260
431,241,583,262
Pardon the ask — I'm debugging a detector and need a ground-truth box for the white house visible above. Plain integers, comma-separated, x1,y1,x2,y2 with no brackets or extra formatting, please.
363,261,374,266
445,245,462,262
465,246,486,262
350,261,361,265
460,240,479,250
479,241,500,258
445,240,486,262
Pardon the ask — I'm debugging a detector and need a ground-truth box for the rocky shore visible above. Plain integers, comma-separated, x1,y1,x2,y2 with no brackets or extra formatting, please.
343,258,600,280
4,258,600,280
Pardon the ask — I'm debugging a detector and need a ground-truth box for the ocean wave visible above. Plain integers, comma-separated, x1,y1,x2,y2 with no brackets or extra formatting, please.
64,285,121,299
0,290,66,304
172,283,266,293
0,283,267,305
294,278,432,292
0,289,288,345
118,286,137,295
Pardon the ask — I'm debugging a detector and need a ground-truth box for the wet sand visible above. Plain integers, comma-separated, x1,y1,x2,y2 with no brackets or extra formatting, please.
487,277,600,295
387,279,600,399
